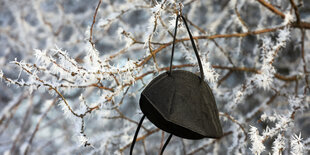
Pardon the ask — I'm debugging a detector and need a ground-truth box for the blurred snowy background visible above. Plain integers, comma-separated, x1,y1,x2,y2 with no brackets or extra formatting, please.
0,0,310,154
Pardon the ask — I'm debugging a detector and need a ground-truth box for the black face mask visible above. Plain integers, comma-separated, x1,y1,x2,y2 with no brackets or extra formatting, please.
130,13,223,155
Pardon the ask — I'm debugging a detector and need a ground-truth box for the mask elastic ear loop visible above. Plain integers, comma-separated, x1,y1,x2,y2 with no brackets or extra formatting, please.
160,133,173,155
168,14,180,75
130,115,146,155
168,14,205,81
181,15,204,81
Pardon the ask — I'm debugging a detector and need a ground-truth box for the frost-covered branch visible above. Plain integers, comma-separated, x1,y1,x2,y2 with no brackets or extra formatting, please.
0,0,309,154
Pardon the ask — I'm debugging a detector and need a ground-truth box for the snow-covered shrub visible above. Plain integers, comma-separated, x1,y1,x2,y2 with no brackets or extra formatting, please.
0,0,309,154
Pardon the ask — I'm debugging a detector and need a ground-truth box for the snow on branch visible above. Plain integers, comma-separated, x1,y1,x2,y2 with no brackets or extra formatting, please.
0,0,309,154
254,28,291,90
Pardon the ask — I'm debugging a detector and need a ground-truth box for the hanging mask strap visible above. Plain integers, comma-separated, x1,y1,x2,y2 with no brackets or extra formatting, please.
160,133,173,155
169,14,179,75
169,14,205,81
130,115,146,155
130,115,173,155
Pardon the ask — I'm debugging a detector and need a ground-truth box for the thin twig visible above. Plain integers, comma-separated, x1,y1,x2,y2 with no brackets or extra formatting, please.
89,0,102,47
24,99,56,155
256,0,286,19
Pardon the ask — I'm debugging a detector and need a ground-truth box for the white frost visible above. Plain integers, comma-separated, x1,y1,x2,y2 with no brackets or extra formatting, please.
291,133,304,155
283,12,294,25
249,125,265,155
0,69,3,78
272,134,285,155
